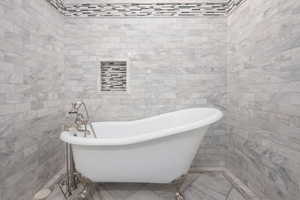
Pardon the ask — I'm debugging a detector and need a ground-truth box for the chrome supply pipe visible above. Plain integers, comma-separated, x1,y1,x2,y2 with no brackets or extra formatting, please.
65,144,72,197
69,145,77,190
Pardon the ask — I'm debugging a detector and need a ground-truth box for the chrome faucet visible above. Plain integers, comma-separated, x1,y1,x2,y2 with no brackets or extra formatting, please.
68,101,96,138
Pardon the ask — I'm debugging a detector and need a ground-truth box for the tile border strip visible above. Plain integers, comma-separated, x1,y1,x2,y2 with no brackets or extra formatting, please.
46,0,66,13
46,0,246,17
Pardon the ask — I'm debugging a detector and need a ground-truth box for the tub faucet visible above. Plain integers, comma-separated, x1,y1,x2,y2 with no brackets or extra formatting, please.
68,101,96,138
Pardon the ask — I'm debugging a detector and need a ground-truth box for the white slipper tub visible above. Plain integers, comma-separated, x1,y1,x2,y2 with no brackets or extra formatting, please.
60,107,223,183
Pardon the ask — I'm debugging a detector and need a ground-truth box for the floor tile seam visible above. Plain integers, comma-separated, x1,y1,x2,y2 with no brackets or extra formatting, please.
222,169,261,200
225,185,234,200
187,171,233,196
122,184,152,200
180,174,202,191
191,167,258,200
188,181,230,198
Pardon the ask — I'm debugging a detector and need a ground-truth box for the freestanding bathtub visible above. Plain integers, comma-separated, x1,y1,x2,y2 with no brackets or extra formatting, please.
60,107,223,183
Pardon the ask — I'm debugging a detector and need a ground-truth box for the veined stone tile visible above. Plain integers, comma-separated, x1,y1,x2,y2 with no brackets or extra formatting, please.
100,183,146,200
227,0,300,199
145,183,177,200
190,172,232,196
125,190,166,200
46,172,254,200
227,188,246,200
184,185,228,200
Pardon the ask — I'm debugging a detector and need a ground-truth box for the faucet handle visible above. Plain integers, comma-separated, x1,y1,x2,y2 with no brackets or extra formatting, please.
69,103,78,114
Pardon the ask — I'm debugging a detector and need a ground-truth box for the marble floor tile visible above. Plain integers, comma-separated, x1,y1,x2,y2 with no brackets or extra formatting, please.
183,172,232,200
99,183,146,200
144,183,177,200
125,190,166,200
227,189,246,200
46,172,250,200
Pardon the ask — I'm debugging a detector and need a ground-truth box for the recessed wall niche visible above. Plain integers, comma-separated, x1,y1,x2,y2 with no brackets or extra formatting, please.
99,61,128,92
46,0,247,17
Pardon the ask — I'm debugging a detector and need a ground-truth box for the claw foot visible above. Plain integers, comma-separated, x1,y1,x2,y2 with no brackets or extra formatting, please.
175,192,184,200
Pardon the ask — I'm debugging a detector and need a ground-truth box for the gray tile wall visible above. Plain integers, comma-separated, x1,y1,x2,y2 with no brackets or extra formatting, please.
0,0,65,199
227,0,300,199
64,17,228,168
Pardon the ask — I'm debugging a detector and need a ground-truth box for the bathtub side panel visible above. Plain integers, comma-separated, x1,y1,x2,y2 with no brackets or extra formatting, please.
72,127,207,183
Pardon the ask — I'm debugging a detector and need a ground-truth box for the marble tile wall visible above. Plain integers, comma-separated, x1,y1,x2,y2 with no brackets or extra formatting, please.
227,0,300,199
0,0,65,199
63,17,228,168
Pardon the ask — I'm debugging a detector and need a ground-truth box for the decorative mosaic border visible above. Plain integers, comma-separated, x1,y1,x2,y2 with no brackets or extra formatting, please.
46,0,66,13
47,0,246,17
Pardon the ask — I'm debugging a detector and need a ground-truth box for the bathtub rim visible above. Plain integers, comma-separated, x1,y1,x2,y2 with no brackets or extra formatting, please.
60,107,223,146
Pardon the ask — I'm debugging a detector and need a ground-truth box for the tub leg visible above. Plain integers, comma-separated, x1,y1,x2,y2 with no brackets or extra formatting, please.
173,174,187,200
58,144,80,200
175,192,185,200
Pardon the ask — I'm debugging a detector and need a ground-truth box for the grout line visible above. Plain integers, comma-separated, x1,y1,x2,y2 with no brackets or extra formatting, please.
42,167,66,191
225,186,234,200
222,168,262,200
189,167,261,200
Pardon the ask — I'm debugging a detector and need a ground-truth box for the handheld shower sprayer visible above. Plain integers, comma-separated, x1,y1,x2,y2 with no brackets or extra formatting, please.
67,101,96,138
